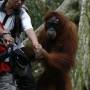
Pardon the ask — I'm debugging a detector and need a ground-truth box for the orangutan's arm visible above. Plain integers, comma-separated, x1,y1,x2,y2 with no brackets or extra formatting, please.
40,48,75,72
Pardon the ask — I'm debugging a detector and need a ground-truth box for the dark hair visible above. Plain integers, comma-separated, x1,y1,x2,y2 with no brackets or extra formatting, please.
0,0,8,11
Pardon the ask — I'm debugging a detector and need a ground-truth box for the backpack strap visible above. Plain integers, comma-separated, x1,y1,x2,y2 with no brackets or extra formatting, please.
2,15,9,25
11,9,23,38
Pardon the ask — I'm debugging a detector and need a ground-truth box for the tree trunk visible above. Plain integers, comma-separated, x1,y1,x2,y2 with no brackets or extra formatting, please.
72,0,90,90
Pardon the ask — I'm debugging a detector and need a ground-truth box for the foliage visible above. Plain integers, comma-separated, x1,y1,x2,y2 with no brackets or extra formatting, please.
26,0,63,29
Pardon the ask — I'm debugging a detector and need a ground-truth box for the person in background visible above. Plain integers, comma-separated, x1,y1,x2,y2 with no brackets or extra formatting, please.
0,0,42,90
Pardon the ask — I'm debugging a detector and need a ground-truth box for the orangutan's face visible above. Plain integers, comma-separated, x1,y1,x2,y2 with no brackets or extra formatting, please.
46,16,60,40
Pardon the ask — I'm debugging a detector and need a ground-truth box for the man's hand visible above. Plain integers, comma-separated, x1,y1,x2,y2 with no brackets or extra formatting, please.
34,44,49,60
33,43,42,50
32,43,43,59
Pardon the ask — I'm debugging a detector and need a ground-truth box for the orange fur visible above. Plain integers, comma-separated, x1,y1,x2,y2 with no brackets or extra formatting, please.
37,11,78,90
